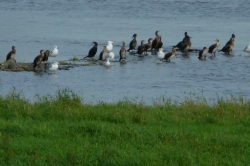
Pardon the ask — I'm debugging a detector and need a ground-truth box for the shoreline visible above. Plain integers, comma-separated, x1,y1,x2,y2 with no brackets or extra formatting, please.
0,91,249,165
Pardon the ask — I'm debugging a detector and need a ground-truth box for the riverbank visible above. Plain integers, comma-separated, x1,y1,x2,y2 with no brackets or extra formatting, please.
0,91,249,165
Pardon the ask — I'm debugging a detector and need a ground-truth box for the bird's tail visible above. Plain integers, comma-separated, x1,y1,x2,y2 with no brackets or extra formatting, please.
83,55,90,59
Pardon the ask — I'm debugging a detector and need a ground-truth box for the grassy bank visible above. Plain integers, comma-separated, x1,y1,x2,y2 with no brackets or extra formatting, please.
0,91,249,165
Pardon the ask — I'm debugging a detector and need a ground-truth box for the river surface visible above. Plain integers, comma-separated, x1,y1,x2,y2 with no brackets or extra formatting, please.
1,0,250,104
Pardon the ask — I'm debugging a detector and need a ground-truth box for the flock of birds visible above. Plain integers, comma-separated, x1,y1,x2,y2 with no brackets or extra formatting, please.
32,47,59,71
2,31,250,71
84,31,250,67
3,45,59,71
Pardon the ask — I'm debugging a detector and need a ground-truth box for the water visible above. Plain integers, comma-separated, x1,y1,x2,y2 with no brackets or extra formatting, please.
1,0,250,103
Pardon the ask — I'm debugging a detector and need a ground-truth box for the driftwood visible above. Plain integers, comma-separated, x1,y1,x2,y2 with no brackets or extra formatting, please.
0,59,26,72
173,47,201,53
0,58,98,72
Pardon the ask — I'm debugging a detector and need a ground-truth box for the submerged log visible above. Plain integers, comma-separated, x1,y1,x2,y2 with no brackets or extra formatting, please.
0,58,99,72
0,60,26,72
174,47,201,53
1,62,36,72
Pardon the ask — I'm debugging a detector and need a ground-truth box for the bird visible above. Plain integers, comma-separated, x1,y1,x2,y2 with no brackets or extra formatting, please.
162,48,177,62
106,41,113,52
50,45,59,57
183,32,191,44
104,57,111,67
220,34,235,54
127,33,137,52
49,61,59,71
144,38,153,54
208,39,220,56
157,48,165,59
244,44,250,53
175,41,183,50
85,42,98,59
198,47,209,60
42,50,51,63
33,50,44,68
175,32,191,52
119,41,126,62
6,46,16,62
108,52,115,61
137,40,145,55
182,32,192,52
99,46,109,61
152,31,161,51
155,37,163,51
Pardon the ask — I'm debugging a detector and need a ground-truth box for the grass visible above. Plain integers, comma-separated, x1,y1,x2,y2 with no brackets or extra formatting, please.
0,90,249,165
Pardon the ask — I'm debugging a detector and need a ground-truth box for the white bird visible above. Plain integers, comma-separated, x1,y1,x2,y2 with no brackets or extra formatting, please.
50,45,59,57
104,57,111,67
49,61,59,71
244,44,250,53
108,52,115,61
106,41,113,52
157,48,165,59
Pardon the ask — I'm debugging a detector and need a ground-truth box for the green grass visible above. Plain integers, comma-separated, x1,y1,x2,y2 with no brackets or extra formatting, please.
0,90,250,165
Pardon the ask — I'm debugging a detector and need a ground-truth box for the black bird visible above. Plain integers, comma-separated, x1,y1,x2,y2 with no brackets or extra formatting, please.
162,48,177,62
175,41,183,50
220,34,235,54
127,34,137,52
86,42,98,58
42,50,51,63
155,37,163,51
99,46,108,61
175,32,191,52
144,38,153,54
198,47,208,60
33,50,44,68
119,41,126,62
183,32,191,44
6,46,16,62
208,39,220,56
137,40,145,55
152,31,161,51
